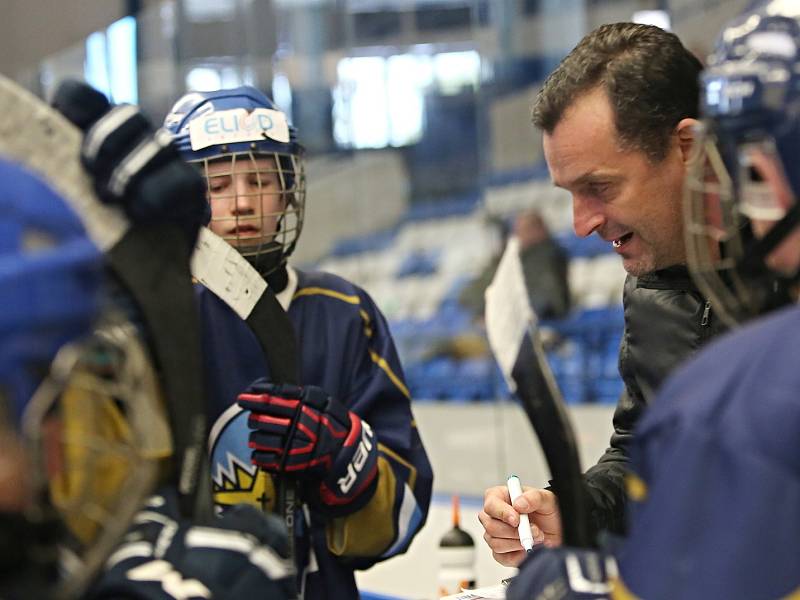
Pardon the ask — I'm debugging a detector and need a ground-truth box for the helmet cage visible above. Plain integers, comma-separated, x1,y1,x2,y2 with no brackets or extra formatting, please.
686,123,798,326
163,87,307,273
194,148,306,273
21,317,171,599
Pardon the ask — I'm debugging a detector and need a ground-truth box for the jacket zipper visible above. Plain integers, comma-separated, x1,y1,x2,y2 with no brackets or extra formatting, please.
700,301,711,327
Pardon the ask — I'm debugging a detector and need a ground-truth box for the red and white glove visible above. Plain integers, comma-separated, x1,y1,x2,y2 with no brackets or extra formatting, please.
237,381,379,511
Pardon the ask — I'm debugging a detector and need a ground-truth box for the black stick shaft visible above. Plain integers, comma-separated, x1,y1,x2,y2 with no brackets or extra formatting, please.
246,289,301,593
510,329,593,548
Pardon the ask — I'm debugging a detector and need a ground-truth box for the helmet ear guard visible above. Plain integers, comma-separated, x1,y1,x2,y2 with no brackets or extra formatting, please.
0,159,103,425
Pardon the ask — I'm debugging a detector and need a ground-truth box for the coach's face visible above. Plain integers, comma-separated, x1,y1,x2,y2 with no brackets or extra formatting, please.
543,86,696,276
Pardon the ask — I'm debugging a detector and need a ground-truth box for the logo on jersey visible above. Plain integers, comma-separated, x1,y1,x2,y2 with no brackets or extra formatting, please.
208,405,274,512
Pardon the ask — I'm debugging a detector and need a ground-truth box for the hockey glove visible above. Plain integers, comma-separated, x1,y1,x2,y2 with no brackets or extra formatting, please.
237,381,379,512
506,546,618,600
50,79,209,246
88,487,295,600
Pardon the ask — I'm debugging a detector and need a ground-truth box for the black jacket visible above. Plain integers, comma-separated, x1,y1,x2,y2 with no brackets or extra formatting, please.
582,266,728,537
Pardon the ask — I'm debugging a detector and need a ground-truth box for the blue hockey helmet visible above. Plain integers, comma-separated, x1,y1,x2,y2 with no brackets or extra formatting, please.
0,158,102,422
164,87,306,274
0,79,181,597
0,158,173,599
685,1,800,325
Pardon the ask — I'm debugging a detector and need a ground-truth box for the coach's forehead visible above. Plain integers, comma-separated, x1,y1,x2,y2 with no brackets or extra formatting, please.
543,87,624,189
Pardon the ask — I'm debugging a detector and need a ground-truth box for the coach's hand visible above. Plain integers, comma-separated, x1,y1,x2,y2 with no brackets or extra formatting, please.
478,485,563,567
238,381,378,513
50,79,208,246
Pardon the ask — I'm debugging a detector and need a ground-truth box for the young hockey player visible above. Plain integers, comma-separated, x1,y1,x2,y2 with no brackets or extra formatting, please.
0,77,295,600
164,87,433,599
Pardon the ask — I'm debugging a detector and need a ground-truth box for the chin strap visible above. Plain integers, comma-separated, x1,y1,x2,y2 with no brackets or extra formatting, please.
740,207,800,274
243,243,288,283
265,264,290,295
729,209,800,318
0,509,61,598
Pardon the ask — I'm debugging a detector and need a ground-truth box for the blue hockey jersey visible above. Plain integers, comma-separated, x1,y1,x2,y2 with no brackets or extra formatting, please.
200,267,433,599
616,304,800,599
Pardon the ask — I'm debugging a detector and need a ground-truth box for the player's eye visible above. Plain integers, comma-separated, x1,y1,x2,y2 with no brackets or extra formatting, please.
208,177,229,192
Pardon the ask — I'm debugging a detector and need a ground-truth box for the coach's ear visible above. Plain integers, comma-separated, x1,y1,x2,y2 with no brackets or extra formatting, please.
675,118,699,165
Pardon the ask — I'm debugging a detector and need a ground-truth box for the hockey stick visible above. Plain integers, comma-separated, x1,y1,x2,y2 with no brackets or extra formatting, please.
485,237,593,548
191,228,301,567
190,229,300,385
0,75,210,523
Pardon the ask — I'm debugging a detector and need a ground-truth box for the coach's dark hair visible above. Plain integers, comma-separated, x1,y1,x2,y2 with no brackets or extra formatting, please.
532,22,702,162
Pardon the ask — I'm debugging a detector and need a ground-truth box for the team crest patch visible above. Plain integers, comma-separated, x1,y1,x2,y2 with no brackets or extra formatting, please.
208,404,275,512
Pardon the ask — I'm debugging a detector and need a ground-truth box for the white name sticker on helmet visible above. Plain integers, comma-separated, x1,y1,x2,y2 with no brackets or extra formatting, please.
189,108,290,151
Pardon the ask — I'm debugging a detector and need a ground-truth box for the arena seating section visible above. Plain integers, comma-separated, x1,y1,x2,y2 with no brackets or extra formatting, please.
312,178,627,404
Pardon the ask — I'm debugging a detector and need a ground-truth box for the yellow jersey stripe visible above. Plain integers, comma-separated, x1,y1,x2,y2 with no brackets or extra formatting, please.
611,577,640,600
378,442,418,490
369,349,411,399
293,285,411,399
359,308,374,338
293,287,360,304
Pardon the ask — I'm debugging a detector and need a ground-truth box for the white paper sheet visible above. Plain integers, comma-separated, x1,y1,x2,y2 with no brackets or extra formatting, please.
484,237,537,393
440,583,507,600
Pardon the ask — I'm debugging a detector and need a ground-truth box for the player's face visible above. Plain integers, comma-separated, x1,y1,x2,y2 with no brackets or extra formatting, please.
543,86,693,276
0,408,63,515
205,155,285,250
0,374,60,516
0,325,170,599
741,147,800,276
0,429,31,513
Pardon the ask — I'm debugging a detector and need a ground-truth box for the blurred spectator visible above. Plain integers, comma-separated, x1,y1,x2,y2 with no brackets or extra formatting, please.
459,210,571,320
